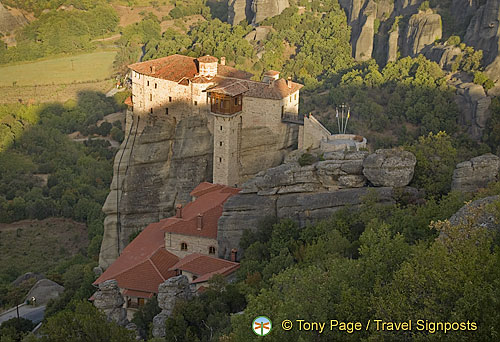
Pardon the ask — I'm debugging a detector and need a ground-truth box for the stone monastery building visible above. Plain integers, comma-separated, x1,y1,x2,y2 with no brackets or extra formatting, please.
126,54,303,186
94,183,240,318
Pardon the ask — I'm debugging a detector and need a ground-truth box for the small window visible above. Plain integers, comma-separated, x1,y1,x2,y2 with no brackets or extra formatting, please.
150,94,152,101
169,96,172,102
194,101,198,106
155,83,157,89
294,94,297,100
290,96,292,103
234,97,238,105
219,141,223,146
165,108,169,115
209,246,216,254
219,157,222,162
220,126,223,131
181,242,188,251
150,108,153,114
147,81,150,86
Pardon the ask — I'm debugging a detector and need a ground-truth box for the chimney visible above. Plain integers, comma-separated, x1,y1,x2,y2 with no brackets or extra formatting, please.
220,57,226,66
197,213,203,230
175,204,183,218
287,76,292,88
231,248,237,262
151,65,156,74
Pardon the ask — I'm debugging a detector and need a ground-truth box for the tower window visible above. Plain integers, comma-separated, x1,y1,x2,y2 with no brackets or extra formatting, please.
150,108,153,114
219,141,223,146
155,83,157,89
234,97,238,105
194,101,198,106
165,108,168,115
147,81,150,86
169,96,172,102
181,242,188,251
150,94,152,101
209,246,216,254
220,126,223,131
294,94,297,100
219,157,222,162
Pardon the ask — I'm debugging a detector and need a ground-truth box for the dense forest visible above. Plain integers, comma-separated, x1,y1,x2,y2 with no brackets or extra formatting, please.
1,0,500,341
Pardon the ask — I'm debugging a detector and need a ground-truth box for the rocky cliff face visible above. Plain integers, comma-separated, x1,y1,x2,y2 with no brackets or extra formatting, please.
99,109,297,269
218,149,419,260
99,111,213,269
93,280,128,326
228,0,289,25
464,0,500,81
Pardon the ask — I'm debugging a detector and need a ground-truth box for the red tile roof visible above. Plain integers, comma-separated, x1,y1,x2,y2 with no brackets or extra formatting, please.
161,184,240,239
128,54,252,83
169,253,240,284
124,96,133,106
207,77,303,100
123,289,154,299
94,183,240,294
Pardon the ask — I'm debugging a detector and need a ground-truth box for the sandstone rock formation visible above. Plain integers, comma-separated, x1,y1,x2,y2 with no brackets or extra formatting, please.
0,2,28,35
402,10,442,57
449,195,500,231
24,279,64,305
227,0,289,25
251,0,289,24
451,154,500,192
353,0,377,61
464,0,500,81
218,150,419,259
423,44,462,70
453,80,492,139
362,149,416,187
93,279,128,326
152,276,193,338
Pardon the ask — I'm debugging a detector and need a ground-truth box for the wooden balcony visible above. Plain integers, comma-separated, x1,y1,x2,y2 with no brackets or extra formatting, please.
210,93,242,115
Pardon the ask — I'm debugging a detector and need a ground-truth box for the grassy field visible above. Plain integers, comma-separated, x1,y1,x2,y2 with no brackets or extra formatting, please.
0,218,88,285
0,51,117,87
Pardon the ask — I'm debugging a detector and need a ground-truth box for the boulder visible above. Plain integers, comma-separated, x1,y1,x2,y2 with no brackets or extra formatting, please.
362,149,416,187
12,272,45,287
24,279,64,306
451,154,500,192
423,44,462,71
152,276,193,338
449,195,500,231
93,279,128,326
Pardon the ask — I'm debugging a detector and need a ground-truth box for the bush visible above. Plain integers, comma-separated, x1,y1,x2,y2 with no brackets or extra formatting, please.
446,35,460,46
110,127,124,142
298,153,317,166
473,71,495,90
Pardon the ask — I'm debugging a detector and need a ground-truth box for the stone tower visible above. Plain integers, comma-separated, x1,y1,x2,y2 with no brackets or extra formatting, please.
213,113,242,186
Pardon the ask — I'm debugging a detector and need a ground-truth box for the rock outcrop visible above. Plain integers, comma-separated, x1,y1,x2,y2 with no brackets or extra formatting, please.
93,279,128,326
152,276,193,338
362,149,417,187
12,272,45,287
451,154,500,192
464,0,500,81
452,79,492,139
402,10,442,57
449,195,500,231
0,2,28,35
423,44,462,71
218,149,419,259
227,0,289,25
353,0,377,61
24,279,64,305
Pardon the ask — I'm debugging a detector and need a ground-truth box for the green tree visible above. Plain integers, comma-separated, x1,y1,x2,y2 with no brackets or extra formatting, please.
406,131,457,197
40,301,135,342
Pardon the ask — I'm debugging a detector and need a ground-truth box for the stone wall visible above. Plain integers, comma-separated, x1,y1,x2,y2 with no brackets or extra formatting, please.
165,233,218,258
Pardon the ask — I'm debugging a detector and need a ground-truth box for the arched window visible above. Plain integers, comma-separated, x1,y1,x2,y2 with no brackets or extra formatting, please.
209,246,216,254
181,242,188,251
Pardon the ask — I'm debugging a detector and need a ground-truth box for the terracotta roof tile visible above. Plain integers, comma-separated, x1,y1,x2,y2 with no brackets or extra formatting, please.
207,77,303,100
169,253,240,283
123,289,155,299
124,96,133,106
129,54,252,83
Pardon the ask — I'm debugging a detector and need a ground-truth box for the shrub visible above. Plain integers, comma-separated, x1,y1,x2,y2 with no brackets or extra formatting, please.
298,153,317,166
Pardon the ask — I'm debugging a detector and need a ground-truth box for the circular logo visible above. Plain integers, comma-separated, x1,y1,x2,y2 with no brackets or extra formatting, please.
252,316,272,336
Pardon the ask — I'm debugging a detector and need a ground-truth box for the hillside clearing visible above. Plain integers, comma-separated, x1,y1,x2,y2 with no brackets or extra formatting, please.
0,51,117,87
